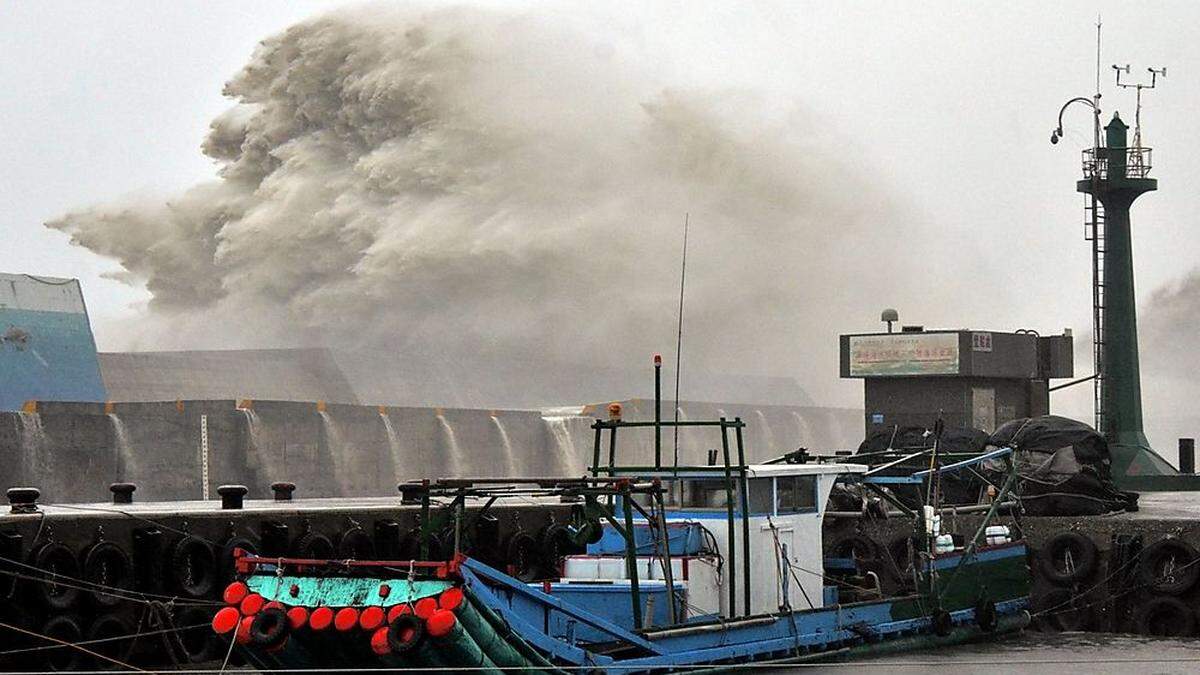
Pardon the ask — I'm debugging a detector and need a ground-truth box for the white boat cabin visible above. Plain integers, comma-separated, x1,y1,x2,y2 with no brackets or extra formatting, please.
562,462,867,622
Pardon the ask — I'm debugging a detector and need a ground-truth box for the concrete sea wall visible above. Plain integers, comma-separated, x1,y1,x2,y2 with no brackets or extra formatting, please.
0,399,862,503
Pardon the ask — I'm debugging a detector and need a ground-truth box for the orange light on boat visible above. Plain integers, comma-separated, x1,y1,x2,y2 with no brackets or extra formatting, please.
236,616,255,645
212,607,241,635
426,609,457,638
413,597,438,619
359,606,385,631
309,606,334,631
438,587,465,612
387,604,412,623
239,593,265,616
286,606,309,630
369,627,391,656
334,607,360,631
223,581,249,605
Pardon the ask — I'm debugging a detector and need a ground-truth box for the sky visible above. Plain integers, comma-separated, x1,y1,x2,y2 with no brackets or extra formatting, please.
2,1,1198,445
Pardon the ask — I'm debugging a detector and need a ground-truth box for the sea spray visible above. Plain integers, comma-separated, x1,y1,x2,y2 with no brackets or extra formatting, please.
47,5,904,409
436,414,464,477
489,415,518,477
380,411,405,483
108,413,137,482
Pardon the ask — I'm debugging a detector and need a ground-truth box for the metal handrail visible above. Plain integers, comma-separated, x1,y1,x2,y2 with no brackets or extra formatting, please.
1082,146,1153,179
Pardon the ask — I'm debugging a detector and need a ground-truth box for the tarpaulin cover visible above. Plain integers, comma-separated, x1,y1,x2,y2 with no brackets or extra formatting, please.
851,425,989,508
985,415,1136,516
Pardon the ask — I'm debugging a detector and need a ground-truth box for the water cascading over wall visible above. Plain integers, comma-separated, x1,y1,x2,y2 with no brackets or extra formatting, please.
0,399,862,502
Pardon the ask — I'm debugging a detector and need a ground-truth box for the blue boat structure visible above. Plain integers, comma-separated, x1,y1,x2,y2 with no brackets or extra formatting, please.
212,373,1032,672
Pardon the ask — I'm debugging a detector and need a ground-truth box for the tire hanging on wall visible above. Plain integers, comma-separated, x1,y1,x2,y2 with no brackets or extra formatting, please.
830,534,880,565
168,536,217,598
930,609,953,637
1037,531,1098,584
502,531,540,582
1134,596,1196,637
28,542,81,610
39,614,84,672
174,606,223,663
336,526,376,560
85,613,136,671
291,532,335,559
1136,538,1200,595
218,535,258,583
81,542,133,608
1032,587,1092,632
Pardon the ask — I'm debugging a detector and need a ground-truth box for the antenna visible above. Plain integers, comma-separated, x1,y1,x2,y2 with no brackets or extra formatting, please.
672,213,689,470
1113,61,1166,149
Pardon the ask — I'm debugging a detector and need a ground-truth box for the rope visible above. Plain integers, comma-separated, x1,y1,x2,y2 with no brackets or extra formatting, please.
0,622,210,657
0,554,220,607
0,620,147,672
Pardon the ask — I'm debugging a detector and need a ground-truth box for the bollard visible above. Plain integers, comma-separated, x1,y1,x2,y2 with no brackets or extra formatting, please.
1180,438,1195,474
110,483,136,504
271,482,296,501
218,485,248,510
6,487,40,514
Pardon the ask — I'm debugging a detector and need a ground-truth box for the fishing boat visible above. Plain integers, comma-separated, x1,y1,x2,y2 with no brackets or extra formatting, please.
210,370,1031,672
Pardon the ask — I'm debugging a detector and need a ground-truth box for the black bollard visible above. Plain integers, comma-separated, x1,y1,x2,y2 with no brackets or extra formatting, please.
217,484,248,510
1180,439,1196,475
109,483,136,504
6,487,40,514
271,482,296,501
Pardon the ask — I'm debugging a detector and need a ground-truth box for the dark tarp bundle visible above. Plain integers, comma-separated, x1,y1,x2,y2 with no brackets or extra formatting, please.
851,425,990,508
985,415,1137,516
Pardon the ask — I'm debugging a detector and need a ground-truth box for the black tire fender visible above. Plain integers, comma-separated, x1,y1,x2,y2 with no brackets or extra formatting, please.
85,613,136,670
1032,587,1092,632
1134,596,1196,637
249,607,290,648
174,606,222,663
830,534,880,563
931,609,953,637
387,613,425,653
974,598,998,632
218,535,257,582
81,542,133,608
291,531,334,559
168,536,217,598
1137,538,1200,595
1038,531,1098,584
28,542,81,610
503,530,540,582
40,615,84,672
336,526,376,560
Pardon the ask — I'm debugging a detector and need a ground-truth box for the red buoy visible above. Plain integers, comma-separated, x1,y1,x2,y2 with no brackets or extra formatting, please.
286,606,309,630
263,601,284,611
369,627,391,656
439,587,465,612
239,593,265,616
413,597,438,619
211,606,241,635
426,609,457,638
309,606,334,631
222,581,249,605
387,604,412,623
334,607,360,631
359,606,385,631
235,616,255,644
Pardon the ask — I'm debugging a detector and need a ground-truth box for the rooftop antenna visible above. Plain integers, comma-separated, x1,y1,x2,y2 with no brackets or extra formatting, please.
672,213,689,470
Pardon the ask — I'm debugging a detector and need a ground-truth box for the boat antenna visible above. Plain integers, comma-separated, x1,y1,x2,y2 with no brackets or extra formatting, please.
672,213,690,470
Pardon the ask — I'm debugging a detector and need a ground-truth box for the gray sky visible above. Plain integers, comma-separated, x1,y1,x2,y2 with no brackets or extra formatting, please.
2,1,1197,432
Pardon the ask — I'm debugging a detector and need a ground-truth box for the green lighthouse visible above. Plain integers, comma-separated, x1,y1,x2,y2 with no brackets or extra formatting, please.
1077,112,1178,484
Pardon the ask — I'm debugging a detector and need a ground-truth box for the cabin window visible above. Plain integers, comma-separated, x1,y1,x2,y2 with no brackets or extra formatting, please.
664,478,773,514
776,475,818,513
